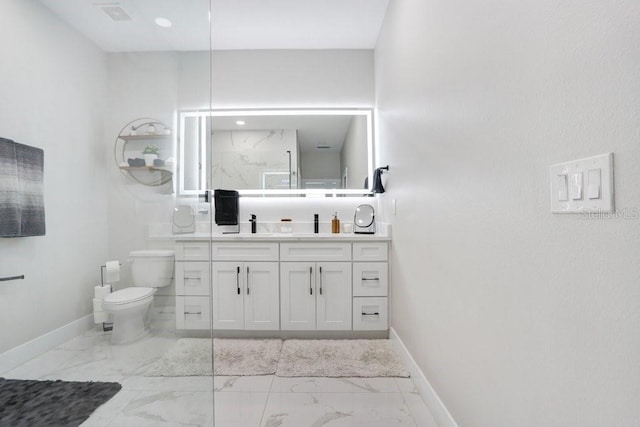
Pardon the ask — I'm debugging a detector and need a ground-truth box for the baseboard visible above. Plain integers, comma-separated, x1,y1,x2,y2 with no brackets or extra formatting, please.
389,327,458,427
0,314,94,374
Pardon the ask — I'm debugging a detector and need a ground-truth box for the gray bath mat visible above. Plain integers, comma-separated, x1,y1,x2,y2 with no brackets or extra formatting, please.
0,377,121,426
143,338,283,376
276,339,410,377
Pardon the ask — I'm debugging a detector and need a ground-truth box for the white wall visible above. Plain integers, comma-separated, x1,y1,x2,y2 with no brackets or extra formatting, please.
106,50,375,279
375,1,640,426
341,115,369,189
0,1,107,353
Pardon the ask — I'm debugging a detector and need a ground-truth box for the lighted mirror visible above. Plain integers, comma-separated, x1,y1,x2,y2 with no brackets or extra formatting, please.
178,109,374,196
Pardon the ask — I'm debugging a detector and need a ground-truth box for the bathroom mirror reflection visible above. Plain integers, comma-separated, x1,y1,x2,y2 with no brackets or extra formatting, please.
179,109,374,196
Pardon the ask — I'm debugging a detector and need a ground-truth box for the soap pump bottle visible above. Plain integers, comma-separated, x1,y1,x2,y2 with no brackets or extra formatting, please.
331,212,340,234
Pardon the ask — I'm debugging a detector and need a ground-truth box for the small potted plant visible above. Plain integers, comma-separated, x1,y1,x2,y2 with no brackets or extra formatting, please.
142,145,160,166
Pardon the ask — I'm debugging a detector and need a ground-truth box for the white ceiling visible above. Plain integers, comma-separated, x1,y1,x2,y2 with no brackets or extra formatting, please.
39,0,390,52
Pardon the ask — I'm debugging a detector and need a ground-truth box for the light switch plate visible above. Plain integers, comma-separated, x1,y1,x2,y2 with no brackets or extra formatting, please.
550,153,614,214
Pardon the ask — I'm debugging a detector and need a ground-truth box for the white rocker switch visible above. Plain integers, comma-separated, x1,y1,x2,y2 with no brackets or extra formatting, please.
570,172,583,200
557,174,568,201
587,168,601,199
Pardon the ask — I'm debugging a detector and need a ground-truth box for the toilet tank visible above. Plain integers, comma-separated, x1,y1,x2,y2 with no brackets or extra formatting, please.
130,250,175,287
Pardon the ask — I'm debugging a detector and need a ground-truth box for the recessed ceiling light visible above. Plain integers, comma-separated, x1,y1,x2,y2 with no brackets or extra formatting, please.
236,120,246,126
154,17,172,28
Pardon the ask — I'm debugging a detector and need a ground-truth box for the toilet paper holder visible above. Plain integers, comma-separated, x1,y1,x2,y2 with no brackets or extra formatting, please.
100,263,122,286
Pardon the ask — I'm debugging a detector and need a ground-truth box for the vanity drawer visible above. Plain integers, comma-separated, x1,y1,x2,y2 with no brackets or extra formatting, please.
175,262,210,295
280,242,351,262
353,297,388,331
211,242,279,261
353,262,388,297
353,242,388,261
175,241,210,261
176,296,210,330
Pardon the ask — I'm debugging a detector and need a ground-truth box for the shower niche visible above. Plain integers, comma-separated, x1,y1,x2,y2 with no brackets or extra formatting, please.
114,118,174,187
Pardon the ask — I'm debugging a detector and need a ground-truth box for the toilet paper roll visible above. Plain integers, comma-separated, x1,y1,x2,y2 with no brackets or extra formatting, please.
94,285,111,300
105,260,120,283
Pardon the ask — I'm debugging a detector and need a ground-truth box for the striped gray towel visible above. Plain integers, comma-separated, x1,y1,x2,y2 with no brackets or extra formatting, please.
0,138,45,237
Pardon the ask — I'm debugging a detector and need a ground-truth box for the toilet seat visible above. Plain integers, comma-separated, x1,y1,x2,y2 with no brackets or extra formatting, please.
103,287,155,311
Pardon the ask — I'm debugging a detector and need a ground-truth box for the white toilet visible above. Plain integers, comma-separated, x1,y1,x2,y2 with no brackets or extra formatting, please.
103,250,175,344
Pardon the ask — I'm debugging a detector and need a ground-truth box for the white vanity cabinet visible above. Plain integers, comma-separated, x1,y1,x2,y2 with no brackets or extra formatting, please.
175,239,389,333
280,243,352,331
211,243,280,331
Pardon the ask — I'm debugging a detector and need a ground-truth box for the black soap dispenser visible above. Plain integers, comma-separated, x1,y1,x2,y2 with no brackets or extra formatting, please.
249,214,257,234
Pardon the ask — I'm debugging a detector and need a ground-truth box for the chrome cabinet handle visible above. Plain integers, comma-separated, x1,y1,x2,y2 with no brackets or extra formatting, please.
184,311,203,316
236,266,240,295
361,312,380,316
309,266,313,295
319,266,323,295
361,278,380,281
246,266,250,295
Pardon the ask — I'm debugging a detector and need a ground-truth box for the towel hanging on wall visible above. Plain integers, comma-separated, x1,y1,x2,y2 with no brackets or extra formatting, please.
0,138,20,236
0,137,45,237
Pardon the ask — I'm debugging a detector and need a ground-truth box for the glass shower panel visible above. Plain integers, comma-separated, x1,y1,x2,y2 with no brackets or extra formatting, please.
14,1,217,425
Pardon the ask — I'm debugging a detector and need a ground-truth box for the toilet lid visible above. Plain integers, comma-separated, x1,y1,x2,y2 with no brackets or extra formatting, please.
104,287,155,305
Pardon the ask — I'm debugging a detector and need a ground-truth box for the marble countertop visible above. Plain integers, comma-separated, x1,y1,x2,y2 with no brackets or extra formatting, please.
149,222,391,241
169,232,390,242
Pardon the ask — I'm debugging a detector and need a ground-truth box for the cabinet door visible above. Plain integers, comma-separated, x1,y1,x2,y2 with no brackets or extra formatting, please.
316,262,352,330
280,262,316,330
244,262,280,330
212,262,244,330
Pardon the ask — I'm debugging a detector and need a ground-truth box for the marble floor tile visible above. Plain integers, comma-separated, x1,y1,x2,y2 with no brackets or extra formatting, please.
5,325,439,427
122,376,214,392
214,375,274,392
261,392,416,426
402,390,440,427
80,390,141,427
270,376,400,393
213,392,270,427
104,390,214,426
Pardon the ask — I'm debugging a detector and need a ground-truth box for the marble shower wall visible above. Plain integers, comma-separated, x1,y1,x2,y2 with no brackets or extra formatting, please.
212,129,298,189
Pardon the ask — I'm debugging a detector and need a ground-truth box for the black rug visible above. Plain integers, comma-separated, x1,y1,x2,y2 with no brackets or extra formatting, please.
0,377,122,427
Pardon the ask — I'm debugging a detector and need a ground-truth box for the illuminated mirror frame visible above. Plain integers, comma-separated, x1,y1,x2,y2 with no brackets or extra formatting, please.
178,108,374,197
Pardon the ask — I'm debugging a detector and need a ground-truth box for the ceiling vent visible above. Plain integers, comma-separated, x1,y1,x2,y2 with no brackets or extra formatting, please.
98,5,132,21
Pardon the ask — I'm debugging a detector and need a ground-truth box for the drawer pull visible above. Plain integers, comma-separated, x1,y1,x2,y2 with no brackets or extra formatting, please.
362,312,380,316
246,266,250,295
361,278,380,281
309,266,313,295
319,266,323,295
184,311,203,316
